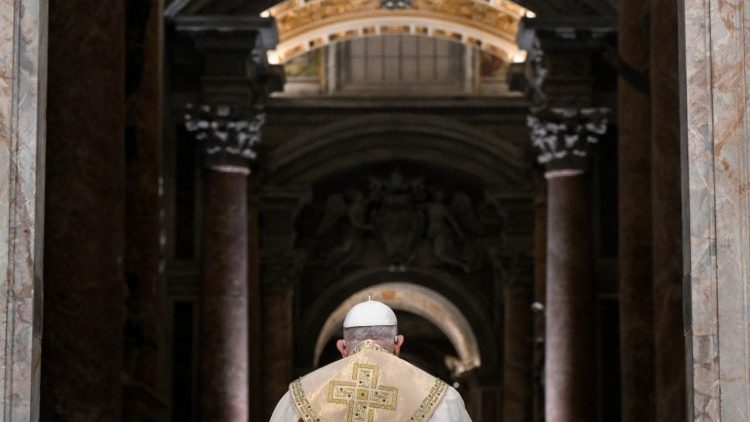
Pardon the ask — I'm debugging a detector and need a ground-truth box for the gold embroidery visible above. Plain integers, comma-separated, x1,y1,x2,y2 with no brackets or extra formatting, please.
327,363,399,422
351,339,388,355
409,379,448,421
291,379,321,422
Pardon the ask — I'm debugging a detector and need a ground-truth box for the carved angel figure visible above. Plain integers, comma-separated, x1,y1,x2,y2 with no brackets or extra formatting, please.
427,190,472,273
316,191,372,273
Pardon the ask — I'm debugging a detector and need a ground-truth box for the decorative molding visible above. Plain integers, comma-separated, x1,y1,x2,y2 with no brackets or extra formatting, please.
184,104,266,174
380,0,412,9
527,107,609,172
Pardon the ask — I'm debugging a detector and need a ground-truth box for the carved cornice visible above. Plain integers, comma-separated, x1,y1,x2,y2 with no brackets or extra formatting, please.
527,107,609,174
185,104,266,174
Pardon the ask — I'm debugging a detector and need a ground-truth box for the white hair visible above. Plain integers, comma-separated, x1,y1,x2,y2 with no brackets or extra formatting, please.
343,325,398,352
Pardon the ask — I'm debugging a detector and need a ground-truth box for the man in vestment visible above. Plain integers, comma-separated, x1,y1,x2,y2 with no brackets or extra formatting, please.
270,299,472,421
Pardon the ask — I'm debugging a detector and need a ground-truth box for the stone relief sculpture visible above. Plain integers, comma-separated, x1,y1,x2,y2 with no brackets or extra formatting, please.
317,191,373,273
315,170,485,273
369,171,426,267
427,190,471,273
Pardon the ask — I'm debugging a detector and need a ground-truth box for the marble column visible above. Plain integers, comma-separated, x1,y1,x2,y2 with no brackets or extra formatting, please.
528,107,608,422
42,0,126,420
681,0,750,419
502,259,534,422
0,0,46,419
185,105,265,421
618,0,655,420
650,0,685,420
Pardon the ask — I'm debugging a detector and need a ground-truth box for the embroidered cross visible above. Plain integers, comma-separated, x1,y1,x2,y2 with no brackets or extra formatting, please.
327,363,398,422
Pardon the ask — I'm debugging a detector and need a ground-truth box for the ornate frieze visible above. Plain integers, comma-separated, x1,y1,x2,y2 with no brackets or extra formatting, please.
185,104,266,174
527,107,610,173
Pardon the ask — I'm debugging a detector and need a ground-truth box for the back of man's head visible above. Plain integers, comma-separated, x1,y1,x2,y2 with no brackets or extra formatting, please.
337,299,404,357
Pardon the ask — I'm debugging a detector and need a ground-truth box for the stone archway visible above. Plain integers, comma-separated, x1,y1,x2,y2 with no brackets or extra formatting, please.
313,281,482,376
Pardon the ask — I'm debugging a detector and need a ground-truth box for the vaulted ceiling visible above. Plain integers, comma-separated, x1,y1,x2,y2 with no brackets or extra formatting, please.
166,0,617,20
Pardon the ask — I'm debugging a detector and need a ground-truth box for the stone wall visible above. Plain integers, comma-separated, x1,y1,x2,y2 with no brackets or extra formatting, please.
681,0,750,420
0,0,47,420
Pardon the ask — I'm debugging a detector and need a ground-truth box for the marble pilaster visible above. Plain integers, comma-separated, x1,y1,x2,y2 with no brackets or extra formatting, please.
681,0,750,419
123,0,166,400
618,0,655,420
258,189,309,420
261,251,304,420
501,259,534,422
651,0,686,420
41,0,126,420
0,0,46,420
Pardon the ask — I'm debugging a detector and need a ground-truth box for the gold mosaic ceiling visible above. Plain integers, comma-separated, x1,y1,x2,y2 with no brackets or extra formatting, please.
266,0,529,63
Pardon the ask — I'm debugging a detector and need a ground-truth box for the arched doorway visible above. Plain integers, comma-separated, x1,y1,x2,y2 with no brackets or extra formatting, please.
312,282,482,374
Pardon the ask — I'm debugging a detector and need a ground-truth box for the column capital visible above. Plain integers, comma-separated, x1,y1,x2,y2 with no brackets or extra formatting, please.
185,104,266,174
527,107,610,175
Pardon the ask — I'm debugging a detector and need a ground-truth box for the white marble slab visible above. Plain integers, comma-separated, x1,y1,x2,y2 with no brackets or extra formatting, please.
0,0,47,420
681,0,750,420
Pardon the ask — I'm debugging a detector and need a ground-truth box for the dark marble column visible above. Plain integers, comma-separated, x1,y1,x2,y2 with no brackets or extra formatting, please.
42,0,126,420
201,168,249,421
650,0,685,419
528,107,608,422
185,105,266,421
618,0,655,421
177,18,282,421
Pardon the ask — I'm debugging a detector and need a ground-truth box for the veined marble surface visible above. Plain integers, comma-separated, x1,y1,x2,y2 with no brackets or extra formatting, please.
0,0,47,420
682,0,750,420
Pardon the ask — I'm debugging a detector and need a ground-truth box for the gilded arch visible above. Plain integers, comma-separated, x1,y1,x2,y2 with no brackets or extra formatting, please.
265,0,529,63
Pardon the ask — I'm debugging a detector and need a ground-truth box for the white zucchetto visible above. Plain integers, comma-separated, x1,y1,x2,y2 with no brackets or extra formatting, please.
343,299,397,328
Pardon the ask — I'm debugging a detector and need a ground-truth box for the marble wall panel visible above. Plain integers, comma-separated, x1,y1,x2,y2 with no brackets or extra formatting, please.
681,0,750,420
0,0,47,420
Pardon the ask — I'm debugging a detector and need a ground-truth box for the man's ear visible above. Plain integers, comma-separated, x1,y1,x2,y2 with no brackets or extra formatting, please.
394,335,404,356
336,339,348,358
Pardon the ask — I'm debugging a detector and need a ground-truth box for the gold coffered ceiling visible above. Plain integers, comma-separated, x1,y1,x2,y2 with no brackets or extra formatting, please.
265,0,529,63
